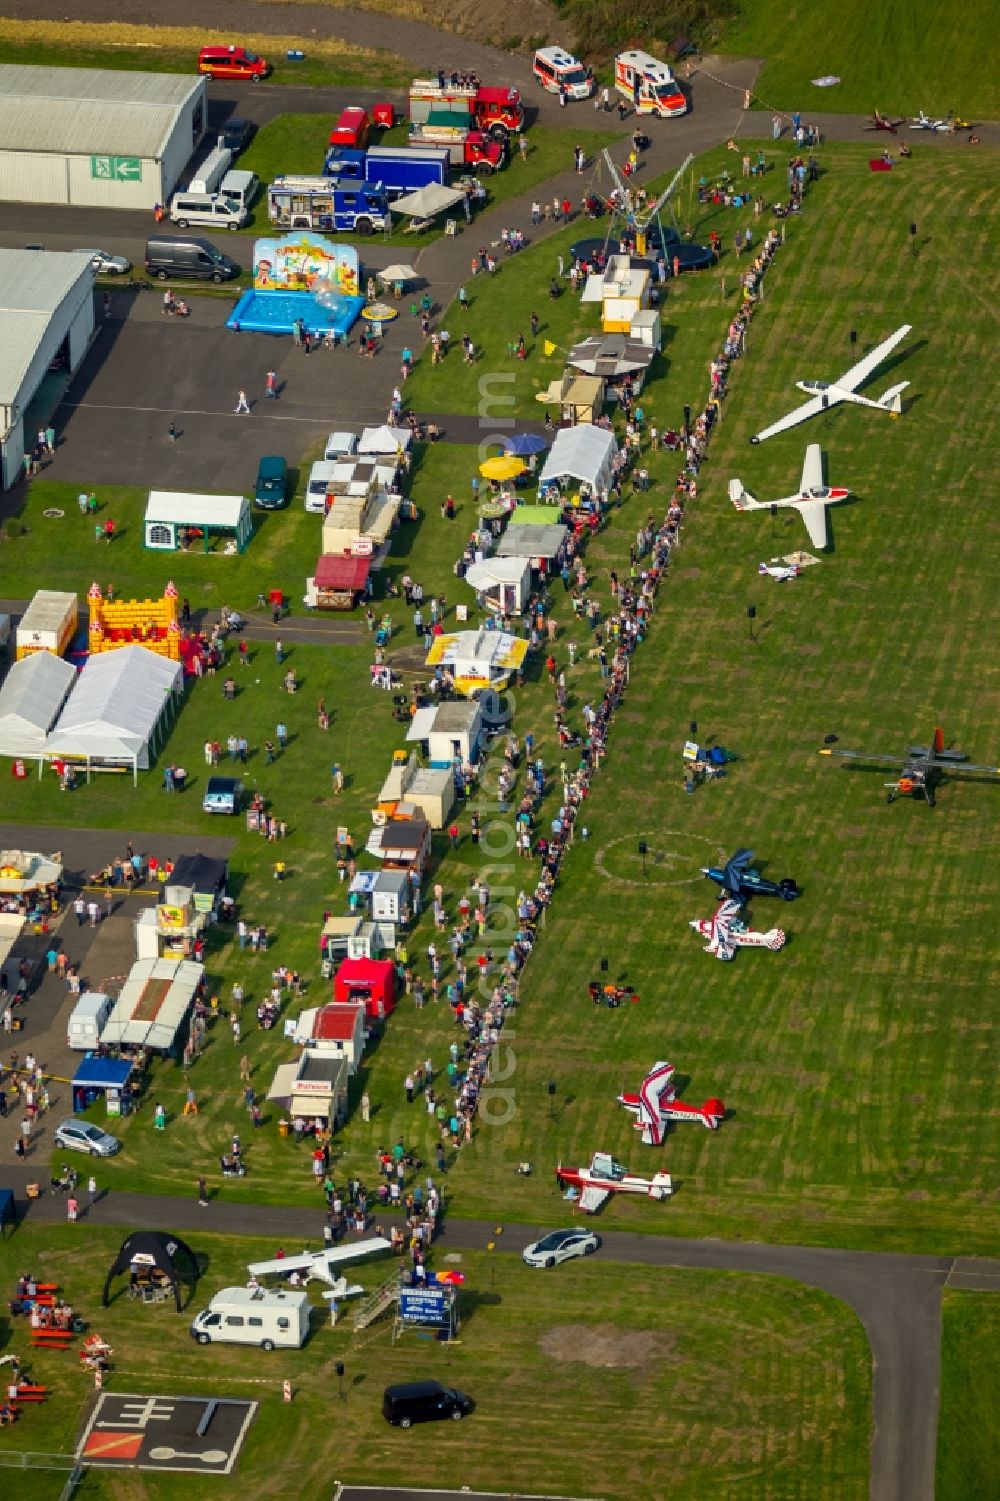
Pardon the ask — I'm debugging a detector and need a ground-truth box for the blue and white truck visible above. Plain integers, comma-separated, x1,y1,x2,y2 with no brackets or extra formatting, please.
267,176,389,234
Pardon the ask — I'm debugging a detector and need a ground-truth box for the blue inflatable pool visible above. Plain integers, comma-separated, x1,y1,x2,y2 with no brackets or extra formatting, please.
226,288,364,339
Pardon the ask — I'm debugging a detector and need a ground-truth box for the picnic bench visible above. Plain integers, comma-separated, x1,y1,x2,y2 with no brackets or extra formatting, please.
12,1384,49,1402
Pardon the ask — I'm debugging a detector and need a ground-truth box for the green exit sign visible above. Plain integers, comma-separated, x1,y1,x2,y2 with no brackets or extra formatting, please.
90,155,142,181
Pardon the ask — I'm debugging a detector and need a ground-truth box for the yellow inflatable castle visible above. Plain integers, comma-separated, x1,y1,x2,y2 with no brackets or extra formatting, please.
87,579,181,661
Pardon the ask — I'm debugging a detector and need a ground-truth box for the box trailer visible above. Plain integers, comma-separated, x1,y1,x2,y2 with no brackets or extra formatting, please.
363,145,450,199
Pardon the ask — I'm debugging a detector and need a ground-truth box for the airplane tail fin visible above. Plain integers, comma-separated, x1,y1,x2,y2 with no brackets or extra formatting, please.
933,725,945,755
729,478,759,511
877,381,909,413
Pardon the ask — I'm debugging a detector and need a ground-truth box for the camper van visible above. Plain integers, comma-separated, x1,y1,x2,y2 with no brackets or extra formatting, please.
219,168,259,209
67,991,114,1051
190,1287,310,1350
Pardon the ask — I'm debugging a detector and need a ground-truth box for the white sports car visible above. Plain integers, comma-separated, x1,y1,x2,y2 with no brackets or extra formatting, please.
522,1228,600,1268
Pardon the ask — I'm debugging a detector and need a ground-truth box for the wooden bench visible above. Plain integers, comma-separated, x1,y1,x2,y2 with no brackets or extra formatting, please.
13,1386,49,1401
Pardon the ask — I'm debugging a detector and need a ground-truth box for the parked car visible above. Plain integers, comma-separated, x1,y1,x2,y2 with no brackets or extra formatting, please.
74,248,131,275
255,454,288,510
304,459,337,514
522,1227,600,1268
219,116,255,154
198,45,270,82
382,1381,474,1428
323,431,358,462
203,776,241,814
54,1120,121,1157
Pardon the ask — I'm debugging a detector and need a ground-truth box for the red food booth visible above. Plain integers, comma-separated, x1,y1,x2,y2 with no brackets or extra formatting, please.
333,957,397,1020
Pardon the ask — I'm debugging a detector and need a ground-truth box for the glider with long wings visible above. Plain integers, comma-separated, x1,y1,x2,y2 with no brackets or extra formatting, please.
729,443,848,550
750,324,912,444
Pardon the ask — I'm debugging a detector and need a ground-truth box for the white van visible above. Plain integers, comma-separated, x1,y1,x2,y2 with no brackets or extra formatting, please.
190,144,233,197
190,1287,310,1350
169,193,247,231
67,991,114,1051
219,168,259,210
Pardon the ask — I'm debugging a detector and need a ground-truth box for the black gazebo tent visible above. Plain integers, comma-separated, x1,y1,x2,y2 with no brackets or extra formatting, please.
102,1230,199,1312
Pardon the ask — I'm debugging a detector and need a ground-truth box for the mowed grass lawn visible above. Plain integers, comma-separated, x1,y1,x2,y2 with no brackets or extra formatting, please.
936,1291,1000,1500
0,1225,871,1501
719,0,1000,118
2,145,997,1257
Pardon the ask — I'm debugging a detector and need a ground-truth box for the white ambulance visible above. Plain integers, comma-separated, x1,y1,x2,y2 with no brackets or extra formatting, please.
532,46,595,100
614,50,688,117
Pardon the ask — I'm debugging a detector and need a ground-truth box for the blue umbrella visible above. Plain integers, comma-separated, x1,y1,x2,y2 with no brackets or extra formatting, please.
501,432,549,457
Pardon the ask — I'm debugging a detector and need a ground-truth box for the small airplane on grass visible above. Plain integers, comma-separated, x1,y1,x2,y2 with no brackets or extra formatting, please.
864,109,904,133
555,1152,673,1214
749,325,912,444
730,443,849,549
690,898,786,962
246,1237,391,1297
703,848,800,901
819,726,1000,806
618,1061,725,1144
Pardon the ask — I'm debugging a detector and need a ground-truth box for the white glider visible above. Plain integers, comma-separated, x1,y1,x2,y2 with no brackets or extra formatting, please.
749,324,912,444
729,443,848,550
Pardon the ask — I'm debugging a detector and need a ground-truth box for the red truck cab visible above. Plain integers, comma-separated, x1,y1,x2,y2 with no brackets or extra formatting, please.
329,107,371,149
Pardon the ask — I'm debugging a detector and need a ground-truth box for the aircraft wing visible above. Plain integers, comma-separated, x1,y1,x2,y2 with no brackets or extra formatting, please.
579,1185,610,1214
800,443,824,491
837,324,912,392
798,499,831,550
750,395,828,444
247,1252,316,1279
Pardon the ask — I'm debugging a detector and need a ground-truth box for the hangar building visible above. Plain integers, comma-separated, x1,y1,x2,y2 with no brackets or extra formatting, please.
0,65,207,211
0,249,96,488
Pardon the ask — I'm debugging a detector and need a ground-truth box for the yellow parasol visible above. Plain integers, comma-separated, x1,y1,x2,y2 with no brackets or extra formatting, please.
479,455,526,481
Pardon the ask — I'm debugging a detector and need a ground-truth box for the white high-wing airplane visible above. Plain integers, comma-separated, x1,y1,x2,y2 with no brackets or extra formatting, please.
729,443,849,550
749,324,912,444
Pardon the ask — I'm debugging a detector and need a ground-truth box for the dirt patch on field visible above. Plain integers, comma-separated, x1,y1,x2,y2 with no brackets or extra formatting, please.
540,1323,668,1369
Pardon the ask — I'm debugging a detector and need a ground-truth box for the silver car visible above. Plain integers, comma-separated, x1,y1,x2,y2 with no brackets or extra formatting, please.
53,1119,121,1156
522,1227,600,1268
75,248,131,275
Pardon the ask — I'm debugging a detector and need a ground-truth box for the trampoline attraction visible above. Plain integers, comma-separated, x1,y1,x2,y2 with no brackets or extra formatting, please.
227,233,364,340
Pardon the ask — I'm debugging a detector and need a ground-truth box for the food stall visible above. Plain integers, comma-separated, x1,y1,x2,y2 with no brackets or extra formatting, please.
365,814,432,879
291,1001,366,1071
308,552,371,610
72,1055,134,1119
333,956,397,1020
15,590,78,662
406,700,484,768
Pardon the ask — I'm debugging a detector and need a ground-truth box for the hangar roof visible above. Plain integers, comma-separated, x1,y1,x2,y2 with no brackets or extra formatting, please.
0,65,203,158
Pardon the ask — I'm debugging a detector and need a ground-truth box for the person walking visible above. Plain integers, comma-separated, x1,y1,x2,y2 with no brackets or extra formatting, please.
265,369,278,400
275,638,284,664
87,1174,97,1212
361,1090,371,1122
234,388,250,414
66,1194,79,1222
197,1175,209,1206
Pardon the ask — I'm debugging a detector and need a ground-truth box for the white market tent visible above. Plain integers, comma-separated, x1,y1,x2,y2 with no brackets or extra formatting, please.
390,183,464,218
464,556,532,613
538,424,618,496
358,424,411,456
101,957,203,1052
45,645,183,783
0,650,76,758
144,490,253,555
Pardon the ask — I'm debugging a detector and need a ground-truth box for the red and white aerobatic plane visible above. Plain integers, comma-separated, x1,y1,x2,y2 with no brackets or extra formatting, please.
749,324,911,444
555,1153,673,1213
690,898,786,961
618,1061,725,1143
730,443,849,550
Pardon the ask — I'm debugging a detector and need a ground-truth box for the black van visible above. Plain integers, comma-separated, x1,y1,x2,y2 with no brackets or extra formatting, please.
382,1380,473,1428
145,234,239,283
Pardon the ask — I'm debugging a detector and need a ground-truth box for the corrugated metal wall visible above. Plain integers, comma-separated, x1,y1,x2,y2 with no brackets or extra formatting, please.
0,150,69,203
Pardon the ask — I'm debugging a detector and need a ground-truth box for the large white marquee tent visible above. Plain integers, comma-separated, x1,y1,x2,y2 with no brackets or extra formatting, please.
0,649,75,758
44,644,183,782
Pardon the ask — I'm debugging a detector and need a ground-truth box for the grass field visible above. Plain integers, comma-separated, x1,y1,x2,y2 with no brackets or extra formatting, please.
2,144,998,1262
0,1224,871,1501
236,114,623,238
719,0,1000,119
936,1291,1000,1499
0,18,408,91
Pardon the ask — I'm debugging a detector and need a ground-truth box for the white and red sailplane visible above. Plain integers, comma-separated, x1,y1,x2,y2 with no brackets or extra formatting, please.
618,1061,725,1143
730,443,849,550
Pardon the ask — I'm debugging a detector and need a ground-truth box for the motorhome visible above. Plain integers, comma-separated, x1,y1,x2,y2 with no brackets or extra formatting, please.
190,1287,310,1350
